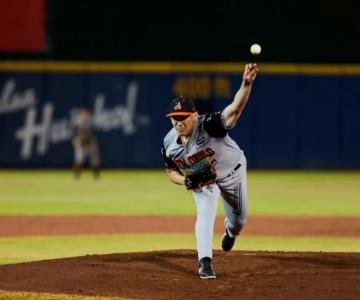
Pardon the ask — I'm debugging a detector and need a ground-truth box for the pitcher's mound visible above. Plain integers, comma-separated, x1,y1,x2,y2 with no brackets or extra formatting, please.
0,250,359,300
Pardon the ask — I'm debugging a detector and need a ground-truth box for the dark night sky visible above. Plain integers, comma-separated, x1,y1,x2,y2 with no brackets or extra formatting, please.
5,0,360,63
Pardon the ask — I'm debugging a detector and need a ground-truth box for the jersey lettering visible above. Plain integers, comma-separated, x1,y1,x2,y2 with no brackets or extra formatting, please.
173,147,216,171
188,147,215,165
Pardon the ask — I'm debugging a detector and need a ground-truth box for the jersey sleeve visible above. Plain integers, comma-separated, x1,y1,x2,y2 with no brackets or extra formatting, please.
202,111,228,138
161,145,179,172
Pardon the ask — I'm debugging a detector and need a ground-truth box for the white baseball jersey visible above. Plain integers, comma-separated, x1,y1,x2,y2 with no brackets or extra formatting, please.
162,111,246,180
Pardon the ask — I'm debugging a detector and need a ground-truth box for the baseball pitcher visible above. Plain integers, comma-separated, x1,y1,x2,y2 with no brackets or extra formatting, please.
161,63,259,279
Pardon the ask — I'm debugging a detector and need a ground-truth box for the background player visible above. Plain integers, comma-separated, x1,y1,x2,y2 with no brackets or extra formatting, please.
161,63,259,279
72,107,101,179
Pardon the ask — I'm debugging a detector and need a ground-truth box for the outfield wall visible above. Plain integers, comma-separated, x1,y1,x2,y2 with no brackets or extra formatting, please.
0,61,359,168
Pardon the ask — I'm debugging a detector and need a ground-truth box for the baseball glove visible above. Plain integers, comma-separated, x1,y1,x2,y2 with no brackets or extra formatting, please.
185,157,217,190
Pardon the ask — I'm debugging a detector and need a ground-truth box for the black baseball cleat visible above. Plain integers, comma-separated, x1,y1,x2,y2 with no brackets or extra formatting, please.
198,257,216,279
222,229,236,251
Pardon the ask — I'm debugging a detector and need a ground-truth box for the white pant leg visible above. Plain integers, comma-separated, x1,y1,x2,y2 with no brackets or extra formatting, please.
192,184,220,260
221,178,248,237
219,159,248,238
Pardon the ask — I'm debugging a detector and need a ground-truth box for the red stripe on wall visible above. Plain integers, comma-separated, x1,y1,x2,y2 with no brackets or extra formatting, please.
0,0,45,52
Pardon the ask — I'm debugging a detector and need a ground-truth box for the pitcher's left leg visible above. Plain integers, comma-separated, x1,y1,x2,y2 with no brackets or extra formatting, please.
222,177,248,234
219,164,248,251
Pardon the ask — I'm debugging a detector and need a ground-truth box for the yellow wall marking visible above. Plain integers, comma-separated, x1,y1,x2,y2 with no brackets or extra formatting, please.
0,61,360,75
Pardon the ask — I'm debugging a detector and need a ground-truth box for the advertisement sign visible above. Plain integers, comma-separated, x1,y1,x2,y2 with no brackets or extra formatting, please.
1,62,359,168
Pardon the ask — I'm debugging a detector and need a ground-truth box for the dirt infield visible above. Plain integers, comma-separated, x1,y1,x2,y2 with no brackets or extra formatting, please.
0,250,359,300
1,215,360,237
1,215,360,299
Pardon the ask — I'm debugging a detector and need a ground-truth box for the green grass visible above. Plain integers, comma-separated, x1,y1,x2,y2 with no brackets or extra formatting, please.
249,170,360,215
1,234,360,265
0,169,359,216
0,170,194,215
0,234,196,265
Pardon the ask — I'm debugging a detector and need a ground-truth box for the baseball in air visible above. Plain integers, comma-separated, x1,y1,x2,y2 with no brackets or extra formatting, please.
250,44,261,55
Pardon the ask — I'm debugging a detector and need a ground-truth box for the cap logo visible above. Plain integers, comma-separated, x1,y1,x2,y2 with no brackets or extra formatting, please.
174,102,182,111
